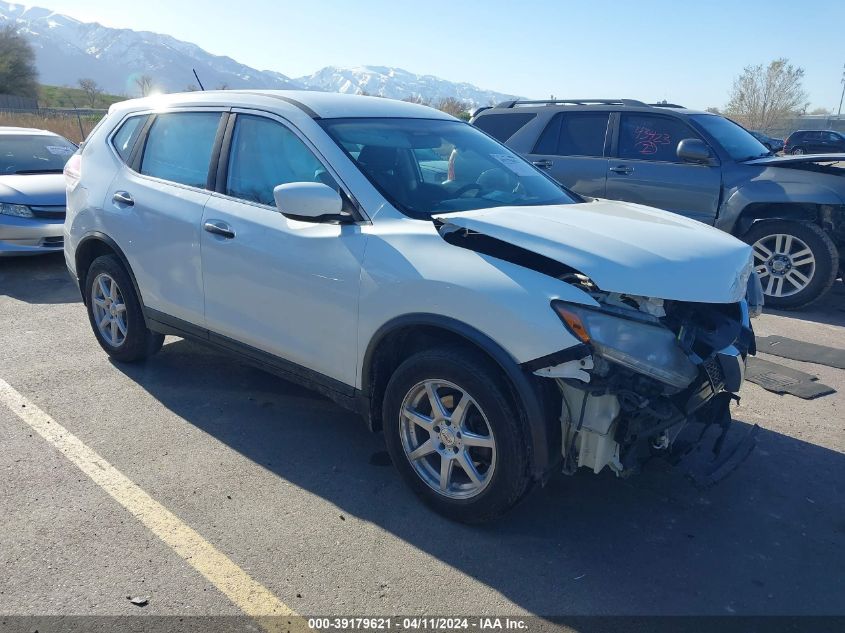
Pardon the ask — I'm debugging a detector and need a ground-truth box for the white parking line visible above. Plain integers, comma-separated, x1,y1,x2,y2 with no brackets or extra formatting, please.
0,378,296,624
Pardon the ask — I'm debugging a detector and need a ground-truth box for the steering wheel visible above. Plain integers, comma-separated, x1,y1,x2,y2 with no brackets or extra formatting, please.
5,165,17,173
453,183,483,198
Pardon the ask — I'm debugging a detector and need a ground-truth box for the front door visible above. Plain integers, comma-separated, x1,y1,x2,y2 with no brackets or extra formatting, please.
200,112,367,388
605,112,722,225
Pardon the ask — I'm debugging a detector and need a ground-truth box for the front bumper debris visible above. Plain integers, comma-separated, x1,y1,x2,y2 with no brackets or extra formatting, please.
535,330,756,481
668,392,759,487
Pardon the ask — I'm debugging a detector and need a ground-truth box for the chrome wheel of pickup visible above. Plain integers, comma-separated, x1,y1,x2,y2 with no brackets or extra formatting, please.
753,233,816,298
399,379,496,500
91,273,128,347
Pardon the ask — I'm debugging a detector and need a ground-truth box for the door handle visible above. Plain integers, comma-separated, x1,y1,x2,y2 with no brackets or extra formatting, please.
112,191,134,206
532,160,554,169
609,165,634,175
203,220,235,239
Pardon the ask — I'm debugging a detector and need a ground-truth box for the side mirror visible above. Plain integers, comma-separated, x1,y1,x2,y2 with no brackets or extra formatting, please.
273,182,350,223
677,138,712,164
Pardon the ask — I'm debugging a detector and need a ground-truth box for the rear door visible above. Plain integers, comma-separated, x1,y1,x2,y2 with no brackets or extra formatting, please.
605,112,722,224
106,109,225,325
524,111,610,197
804,131,824,153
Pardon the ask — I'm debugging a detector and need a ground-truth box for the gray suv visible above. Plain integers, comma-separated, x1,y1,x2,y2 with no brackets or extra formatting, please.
471,99,845,309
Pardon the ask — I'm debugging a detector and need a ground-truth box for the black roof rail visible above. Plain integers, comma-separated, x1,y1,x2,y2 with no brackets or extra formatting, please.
649,102,686,108
495,98,649,108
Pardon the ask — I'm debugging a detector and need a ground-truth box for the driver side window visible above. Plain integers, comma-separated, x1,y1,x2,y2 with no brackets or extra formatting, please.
618,114,700,163
226,115,338,206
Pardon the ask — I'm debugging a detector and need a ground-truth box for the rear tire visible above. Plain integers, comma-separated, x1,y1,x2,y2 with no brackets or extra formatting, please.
383,347,533,523
85,254,164,362
744,220,838,309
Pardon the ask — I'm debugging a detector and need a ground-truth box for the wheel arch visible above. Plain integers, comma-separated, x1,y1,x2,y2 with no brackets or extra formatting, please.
361,313,561,480
732,202,840,238
75,232,145,316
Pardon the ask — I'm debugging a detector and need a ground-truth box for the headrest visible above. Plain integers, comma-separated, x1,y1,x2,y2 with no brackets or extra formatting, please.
358,145,398,172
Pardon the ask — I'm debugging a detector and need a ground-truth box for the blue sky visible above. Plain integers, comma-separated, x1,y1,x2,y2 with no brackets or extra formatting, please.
45,0,844,110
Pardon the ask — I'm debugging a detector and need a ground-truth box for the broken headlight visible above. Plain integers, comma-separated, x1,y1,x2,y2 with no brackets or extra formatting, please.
552,300,699,389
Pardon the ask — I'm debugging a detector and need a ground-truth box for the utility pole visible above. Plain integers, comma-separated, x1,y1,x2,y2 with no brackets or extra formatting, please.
838,64,845,119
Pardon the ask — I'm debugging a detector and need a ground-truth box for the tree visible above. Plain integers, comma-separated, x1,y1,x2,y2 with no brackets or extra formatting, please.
435,96,469,118
134,74,154,97
725,58,807,132
705,107,721,114
184,84,200,92
403,94,430,106
0,25,39,99
77,78,103,108
809,107,832,115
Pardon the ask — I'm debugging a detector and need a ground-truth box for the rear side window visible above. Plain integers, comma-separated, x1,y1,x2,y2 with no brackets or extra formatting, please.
473,113,536,142
111,115,146,163
533,112,609,157
618,114,698,162
226,114,338,206
140,112,221,188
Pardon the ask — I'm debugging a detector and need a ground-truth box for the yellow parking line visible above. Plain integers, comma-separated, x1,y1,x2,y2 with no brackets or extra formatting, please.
0,378,296,625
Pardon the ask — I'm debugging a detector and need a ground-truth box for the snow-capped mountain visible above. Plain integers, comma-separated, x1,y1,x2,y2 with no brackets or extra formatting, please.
0,2,518,107
297,66,518,107
0,1,303,95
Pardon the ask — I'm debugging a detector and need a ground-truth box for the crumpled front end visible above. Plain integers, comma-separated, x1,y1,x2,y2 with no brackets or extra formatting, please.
531,276,761,485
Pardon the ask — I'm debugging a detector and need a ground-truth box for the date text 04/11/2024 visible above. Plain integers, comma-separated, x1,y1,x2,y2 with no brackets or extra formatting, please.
306,618,529,630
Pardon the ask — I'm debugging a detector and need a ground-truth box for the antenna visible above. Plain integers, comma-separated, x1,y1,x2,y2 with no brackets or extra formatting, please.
192,68,205,91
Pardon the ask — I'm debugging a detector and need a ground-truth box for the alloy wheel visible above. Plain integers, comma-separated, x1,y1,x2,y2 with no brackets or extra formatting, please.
398,379,496,500
753,233,816,298
91,273,128,347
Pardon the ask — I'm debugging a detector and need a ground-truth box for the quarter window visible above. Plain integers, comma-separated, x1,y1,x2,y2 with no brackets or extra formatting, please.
111,115,146,163
473,113,536,143
533,112,609,157
618,114,699,162
139,112,221,188
225,115,338,206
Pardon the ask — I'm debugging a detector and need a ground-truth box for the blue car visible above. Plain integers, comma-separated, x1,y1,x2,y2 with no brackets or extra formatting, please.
0,127,77,256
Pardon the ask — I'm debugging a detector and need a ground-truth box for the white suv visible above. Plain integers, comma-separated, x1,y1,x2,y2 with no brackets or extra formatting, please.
65,91,761,522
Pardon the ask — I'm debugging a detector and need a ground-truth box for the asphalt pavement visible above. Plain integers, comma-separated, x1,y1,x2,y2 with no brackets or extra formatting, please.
1,253,843,625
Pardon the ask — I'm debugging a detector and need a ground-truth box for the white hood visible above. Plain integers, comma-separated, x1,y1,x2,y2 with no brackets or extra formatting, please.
434,199,753,303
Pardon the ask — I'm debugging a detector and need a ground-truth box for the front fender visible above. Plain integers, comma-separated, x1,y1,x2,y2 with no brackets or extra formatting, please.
717,177,845,235
356,223,594,388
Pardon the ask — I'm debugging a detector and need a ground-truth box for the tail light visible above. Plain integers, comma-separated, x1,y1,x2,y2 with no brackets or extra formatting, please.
64,152,82,190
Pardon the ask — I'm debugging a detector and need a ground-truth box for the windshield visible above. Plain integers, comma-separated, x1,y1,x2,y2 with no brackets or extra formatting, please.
690,115,770,162
0,134,77,174
319,118,576,218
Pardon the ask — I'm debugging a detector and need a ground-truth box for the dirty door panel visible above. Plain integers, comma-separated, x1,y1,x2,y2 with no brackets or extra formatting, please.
526,111,610,198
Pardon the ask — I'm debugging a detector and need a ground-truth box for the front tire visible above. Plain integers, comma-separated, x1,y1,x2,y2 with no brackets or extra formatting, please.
85,254,164,362
791,147,804,155
744,220,838,309
383,347,532,523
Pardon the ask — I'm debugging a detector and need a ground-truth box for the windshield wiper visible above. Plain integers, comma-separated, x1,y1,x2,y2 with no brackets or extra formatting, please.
13,168,64,174
739,152,773,162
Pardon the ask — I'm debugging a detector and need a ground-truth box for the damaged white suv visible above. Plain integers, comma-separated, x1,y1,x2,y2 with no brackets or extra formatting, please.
65,91,762,522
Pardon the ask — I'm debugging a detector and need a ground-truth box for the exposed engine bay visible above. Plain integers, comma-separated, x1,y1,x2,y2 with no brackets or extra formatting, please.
537,278,759,484
435,211,762,484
